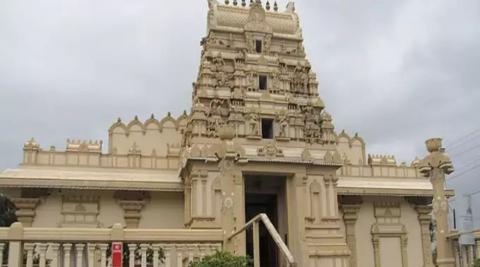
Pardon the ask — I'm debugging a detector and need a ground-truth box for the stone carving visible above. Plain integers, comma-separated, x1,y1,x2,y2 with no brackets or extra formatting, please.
257,142,283,158
247,113,260,136
276,113,289,138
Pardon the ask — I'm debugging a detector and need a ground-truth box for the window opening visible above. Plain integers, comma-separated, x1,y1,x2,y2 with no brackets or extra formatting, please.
262,119,274,139
259,75,268,90
255,40,263,53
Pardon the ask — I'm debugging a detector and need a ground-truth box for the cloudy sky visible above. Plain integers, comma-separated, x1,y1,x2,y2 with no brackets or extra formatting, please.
0,1,479,224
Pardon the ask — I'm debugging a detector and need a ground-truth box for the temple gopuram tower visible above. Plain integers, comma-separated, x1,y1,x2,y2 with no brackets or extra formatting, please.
180,1,348,266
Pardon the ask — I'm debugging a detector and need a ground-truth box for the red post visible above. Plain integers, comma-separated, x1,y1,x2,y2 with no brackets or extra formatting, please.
112,242,123,267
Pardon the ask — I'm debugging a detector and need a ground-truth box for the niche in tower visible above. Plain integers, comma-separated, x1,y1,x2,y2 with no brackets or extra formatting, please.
259,75,268,90
261,118,274,139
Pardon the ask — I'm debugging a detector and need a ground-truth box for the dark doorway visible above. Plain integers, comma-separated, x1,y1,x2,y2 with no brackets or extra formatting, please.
261,119,273,139
244,175,287,267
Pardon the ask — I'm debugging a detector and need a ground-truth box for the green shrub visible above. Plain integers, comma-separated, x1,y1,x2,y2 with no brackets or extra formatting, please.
474,258,480,267
189,251,252,267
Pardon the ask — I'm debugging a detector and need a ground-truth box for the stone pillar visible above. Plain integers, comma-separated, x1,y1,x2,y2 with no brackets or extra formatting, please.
476,239,480,259
49,243,61,267
118,200,146,228
128,244,137,267
164,244,174,267
0,243,5,267
87,243,96,267
63,243,72,267
140,244,149,267
341,197,362,267
8,222,24,267
152,244,161,267
97,244,109,267
11,198,40,227
176,244,184,267
75,244,85,267
419,138,455,267
37,243,48,267
24,243,35,267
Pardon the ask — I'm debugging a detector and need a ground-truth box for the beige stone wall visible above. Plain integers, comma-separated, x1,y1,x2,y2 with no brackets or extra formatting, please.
7,190,184,229
353,197,424,267
139,192,184,229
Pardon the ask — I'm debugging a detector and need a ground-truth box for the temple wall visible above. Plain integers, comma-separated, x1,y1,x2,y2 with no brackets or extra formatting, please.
139,192,184,228
354,197,424,267
11,190,184,229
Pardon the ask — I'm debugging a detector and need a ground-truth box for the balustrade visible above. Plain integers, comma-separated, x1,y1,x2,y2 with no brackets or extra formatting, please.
0,222,223,267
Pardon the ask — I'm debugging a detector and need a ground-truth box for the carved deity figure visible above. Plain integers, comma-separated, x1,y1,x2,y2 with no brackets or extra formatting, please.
277,114,289,138
247,113,259,136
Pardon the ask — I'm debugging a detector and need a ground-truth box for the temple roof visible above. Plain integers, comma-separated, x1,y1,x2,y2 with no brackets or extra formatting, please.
207,0,302,39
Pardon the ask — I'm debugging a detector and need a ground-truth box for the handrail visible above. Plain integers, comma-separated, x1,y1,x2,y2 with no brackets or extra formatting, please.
228,213,296,267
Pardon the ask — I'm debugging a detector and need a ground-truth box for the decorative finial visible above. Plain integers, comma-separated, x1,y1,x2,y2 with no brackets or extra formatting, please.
241,0,246,7
233,0,238,6
266,1,270,10
117,118,121,123
167,112,172,117
274,1,278,11
134,115,139,121
183,110,187,116
150,113,155,119
225,0,229,5
250,0,253,6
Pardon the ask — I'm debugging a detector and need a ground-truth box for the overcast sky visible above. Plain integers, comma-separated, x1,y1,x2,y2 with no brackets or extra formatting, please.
0,0,479,224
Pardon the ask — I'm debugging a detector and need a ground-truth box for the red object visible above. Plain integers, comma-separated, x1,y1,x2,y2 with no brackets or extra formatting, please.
112,242,123,267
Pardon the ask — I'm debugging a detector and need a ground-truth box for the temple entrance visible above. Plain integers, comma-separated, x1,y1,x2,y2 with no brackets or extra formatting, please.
244,175,288,267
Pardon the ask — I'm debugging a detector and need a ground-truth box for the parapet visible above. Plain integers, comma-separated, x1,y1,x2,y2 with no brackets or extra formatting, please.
66,139,102,153
368,154,397,166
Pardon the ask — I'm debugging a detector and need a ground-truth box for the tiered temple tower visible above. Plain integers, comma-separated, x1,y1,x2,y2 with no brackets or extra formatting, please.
181,1,349,266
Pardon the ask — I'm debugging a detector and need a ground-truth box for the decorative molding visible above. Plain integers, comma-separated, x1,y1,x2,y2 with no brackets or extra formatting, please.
11,198,40,227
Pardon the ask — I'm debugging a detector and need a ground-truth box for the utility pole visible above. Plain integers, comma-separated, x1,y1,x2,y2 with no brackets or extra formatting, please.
419,138,455,267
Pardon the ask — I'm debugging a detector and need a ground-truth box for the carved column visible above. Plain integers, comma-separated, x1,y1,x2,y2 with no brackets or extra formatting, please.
372,236,381,267
11,198,40,227
0,243,5,267
140,244,149,267
415,204,434,267
341,196,362,267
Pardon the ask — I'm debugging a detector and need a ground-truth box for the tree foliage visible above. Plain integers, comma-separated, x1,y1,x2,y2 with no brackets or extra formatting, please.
0,193,16,227
189,251,252,267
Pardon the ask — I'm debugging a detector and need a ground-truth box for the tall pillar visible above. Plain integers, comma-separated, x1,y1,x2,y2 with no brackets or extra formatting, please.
419,138,455,267
340,196,362,267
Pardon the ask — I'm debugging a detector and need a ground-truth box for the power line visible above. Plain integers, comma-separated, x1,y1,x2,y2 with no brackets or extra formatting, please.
447,163,480,180
450,143,480,157
447,128,480,149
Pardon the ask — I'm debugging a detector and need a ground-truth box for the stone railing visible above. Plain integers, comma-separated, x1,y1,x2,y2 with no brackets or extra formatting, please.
22,149,179,170
338,164,420,178
0,222,223,267
448,229,480,267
